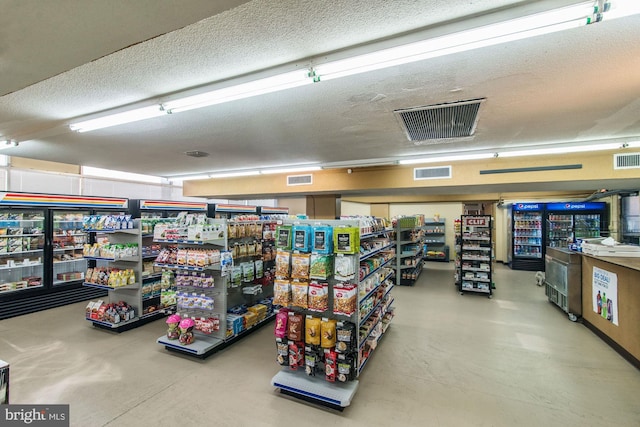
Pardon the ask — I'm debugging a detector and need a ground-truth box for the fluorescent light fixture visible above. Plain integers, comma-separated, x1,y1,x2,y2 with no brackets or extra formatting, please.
82,166,163,184
399,152,494,165
603,0,640,20
0,155,9,166
497,142,639,158
164,70,313,114
260,166,322,174
208,170,260,179
170,174,212,182
70,106,165,133
0,140,18,150
313,2,594,81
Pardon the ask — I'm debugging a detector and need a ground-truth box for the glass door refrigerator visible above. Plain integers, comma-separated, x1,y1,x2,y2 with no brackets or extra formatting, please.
545,202,608,250
511,203,544,271
129,199,214,219
0,192,130,320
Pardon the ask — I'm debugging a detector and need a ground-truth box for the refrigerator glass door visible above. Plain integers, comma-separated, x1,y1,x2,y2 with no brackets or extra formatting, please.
513,211,543,259
574,214,600,239
0,210,45,295
52,210,89,286
547,214,573,249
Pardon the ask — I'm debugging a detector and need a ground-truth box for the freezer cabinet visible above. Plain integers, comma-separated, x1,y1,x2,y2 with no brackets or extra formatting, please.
544,247,582,321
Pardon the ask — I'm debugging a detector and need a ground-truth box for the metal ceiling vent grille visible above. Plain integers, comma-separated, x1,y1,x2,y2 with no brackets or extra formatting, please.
414,166,452,180
394,98,484,143
614,153,640,169
184,150,209,158
287,174,313,186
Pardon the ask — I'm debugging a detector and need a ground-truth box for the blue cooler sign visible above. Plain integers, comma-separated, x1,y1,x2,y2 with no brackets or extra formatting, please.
546,202,605,211
515,203,542,211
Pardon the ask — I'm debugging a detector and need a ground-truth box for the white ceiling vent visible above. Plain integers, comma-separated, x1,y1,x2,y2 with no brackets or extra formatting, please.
414,166,452,180
394,98,484,144
614,153,640,169
287,174,313,186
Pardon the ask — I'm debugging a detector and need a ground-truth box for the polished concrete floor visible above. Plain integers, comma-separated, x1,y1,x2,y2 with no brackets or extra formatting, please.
1,263,639,426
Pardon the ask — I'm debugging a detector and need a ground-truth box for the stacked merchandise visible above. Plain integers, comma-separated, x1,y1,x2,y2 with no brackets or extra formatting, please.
458,215,493,297
271,218,396,407
85,300,136,324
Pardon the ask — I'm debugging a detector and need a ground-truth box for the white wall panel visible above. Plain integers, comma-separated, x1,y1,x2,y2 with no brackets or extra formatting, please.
9,169,80,194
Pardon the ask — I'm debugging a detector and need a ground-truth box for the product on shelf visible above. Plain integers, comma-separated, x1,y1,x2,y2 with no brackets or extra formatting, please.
305,316,321,346
276,341,289,366
276,225,293,250
275,250,291,279
85,300,135,324
83,242,139,259
194,316,220,334
83,215,134,231
334,255,356,281
308,282,329,312
289,341,304,370
312,225,333,254
178,318,196,345
166,314,181,340
275,310,289,339
85,267,136,287
321,318,337,348
334,227,360,254
287,313,304,341
325,349,337,382
291,281,309,309
274,280,292,306
309,254,332,280
333,284,357,316
292,224,312,252
305,346,320,376
291,253,310,279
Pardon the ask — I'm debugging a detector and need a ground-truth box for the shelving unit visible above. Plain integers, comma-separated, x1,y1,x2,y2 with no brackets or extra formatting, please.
394,216,425,286
155,217,276,358
52,212,87,286
423,218,448,262
458,215,493,298
83,220,162,331
270,217,395,409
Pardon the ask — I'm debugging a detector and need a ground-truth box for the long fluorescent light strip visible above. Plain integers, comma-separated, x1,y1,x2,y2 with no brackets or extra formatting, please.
313,2,594,80
164,70,312,114
399,153,494,165
70,106,165,133
261,166,322,175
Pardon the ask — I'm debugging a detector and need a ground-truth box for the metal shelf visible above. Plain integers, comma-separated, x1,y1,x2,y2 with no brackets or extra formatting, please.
154,238,225,246
153,263,220,272
86,316,140,329
0,262,43,270
82,282,139,291
360,257,395,282
84,255,139,262
85,228,139,234
360,243,394,261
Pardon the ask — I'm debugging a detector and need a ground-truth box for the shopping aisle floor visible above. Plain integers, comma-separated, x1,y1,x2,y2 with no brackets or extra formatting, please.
1,263,639,427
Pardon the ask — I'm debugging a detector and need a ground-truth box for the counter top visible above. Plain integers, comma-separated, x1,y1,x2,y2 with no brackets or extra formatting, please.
579,252,640,272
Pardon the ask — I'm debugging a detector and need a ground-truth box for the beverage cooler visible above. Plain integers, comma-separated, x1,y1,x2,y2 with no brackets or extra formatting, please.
0,192,130,320
129,199,214,219
545,202,608,250
511,203,544,271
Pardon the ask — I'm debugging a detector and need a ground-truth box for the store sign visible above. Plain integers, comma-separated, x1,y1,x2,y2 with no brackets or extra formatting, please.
464,217,487,226
592,266,618,325
546,202,605,211
515,203,541,211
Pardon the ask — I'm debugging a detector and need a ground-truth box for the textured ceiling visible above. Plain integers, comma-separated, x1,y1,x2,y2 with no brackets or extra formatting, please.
1,0,639,194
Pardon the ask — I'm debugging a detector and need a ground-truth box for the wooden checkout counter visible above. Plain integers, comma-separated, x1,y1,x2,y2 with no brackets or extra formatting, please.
545,247,640,369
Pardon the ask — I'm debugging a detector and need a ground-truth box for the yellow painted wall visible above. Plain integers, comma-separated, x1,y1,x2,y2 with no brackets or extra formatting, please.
389,203,463,255
11,156,80,174
341,201,371,216
276,197,307,216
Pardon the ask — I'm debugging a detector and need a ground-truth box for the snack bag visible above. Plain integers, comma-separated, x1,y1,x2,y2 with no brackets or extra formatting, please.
291,253,310,280
273,280,291,307
274,310,289,339
288,341,304,370
333,283,357,316
276,225,292,250
336,322,357,354
287,313,303,341
275,250,291,279
308,282,329,312
334,227,360,254
309,254,332,280
337,354,356,382
325,350,337,382
276,341,288,366
312,225,333,254
292,224,311,252
291,281,309,309
334,255,356,281
305,346,318,376
321,318,338,348
305,316,321,346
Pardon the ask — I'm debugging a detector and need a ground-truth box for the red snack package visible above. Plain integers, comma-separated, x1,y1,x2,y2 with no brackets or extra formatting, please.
325,349,337,382
274,310,289,339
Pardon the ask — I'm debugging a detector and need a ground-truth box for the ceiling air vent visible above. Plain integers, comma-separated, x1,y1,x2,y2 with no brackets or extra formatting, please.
184,150,209,158
414,166,452,180
394,98,484,144
287,174,313,186
614,153,640,169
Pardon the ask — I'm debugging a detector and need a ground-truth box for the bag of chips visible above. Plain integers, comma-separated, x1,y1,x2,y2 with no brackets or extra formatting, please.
275,250,291,279
291,281,309,309
291,253,310,279
321,318,337,348
305,316,321,346
273,280,291,306
308,282,328,312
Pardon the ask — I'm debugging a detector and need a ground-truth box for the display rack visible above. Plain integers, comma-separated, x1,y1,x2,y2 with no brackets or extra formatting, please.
423,218,448,262
155,217,276,358
394,216,425,286
458,215,493,298
270,217,395,409
83,219,164,331
453,218,462,286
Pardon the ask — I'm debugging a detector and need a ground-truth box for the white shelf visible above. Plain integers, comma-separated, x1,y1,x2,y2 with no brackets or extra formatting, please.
84,255,139,262
271,370,359,408
53,258,85,264
154,238,225,246
87,316,140,328
154,263,220,271
0,233,43,237
83,282,139,291
0,249,42,256
0,262,43,270
360,243,394,261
